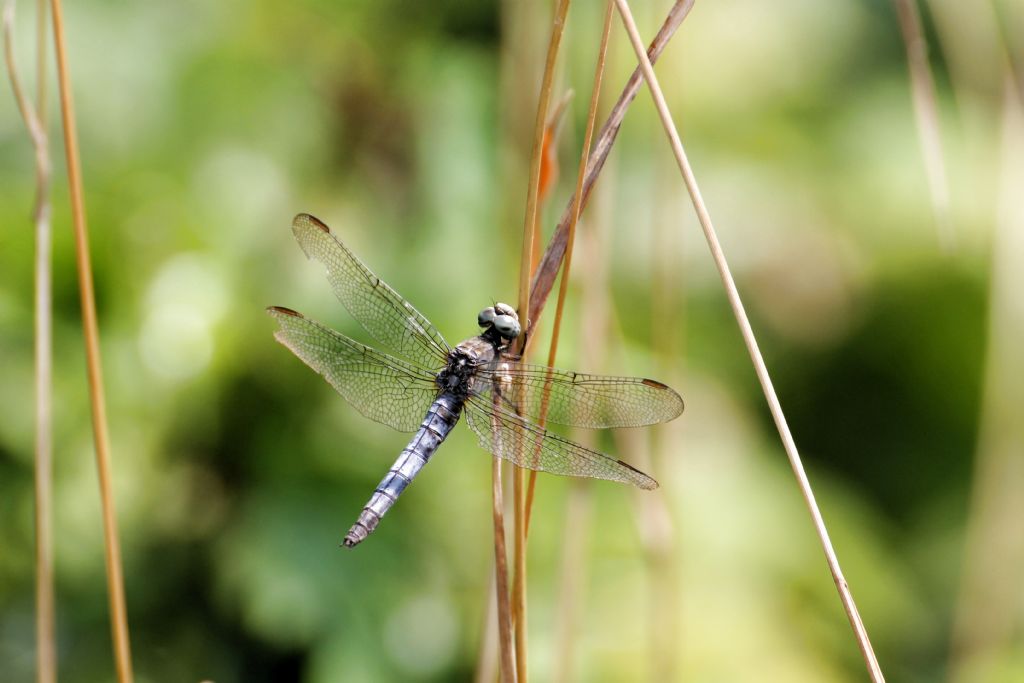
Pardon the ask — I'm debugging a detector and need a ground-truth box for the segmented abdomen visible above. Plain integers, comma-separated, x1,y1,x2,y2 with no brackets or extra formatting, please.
343,393,462,547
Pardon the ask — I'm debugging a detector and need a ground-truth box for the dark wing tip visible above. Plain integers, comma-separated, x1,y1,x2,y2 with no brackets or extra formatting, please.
642,378,685,419
267,305,302,318
616,459,659,490
294,213,330,233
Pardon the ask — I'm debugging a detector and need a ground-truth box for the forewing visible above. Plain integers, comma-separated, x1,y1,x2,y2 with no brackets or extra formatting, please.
463,395,657,489
474,361,683,429
268,306,438,432
291,213,451,368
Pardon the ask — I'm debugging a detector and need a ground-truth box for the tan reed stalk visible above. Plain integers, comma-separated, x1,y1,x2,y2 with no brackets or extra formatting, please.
3,3,55,681
48,0,134,680
510,3,572,681
478,7,692,679
892,0,954,251
491,455,515,683
527,0,695,332
611,0,886,679
530,91,574,274
480,4,693,676
523,0,614,535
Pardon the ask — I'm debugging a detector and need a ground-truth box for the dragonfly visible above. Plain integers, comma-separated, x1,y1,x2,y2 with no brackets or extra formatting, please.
268,214,684,548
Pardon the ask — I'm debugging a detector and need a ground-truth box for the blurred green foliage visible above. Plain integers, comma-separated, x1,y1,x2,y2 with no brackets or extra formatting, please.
0,0,1013,681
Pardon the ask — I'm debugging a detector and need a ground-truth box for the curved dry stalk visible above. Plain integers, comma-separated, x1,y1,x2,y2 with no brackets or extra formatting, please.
479,4,693,680
527,0,696,337
491,455,515,683
611,0,886,680
524,0,614,535
49,0,134,680
4,2,55,681
511,3,573,681
893,0,954,251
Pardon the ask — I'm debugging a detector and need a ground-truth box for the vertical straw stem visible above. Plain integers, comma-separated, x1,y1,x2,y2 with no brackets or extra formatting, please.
892,0,954,250
49,0,134,681
523,0,614,534
480,6,691,679
491,456,516,683
527,0,694,335
611,0,886,680
3,2,55,681
32,0,53,677
511,3,571,681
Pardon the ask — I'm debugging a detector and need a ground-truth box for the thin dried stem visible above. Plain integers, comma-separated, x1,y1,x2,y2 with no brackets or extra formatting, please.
4,3,54,682
511,3,572,681
49,0,134,680
524,0,614,534
893,0,954,251
483,4,692,679
527,0,695,337
611,0,886,680
492,457,515,683
532,90,574,274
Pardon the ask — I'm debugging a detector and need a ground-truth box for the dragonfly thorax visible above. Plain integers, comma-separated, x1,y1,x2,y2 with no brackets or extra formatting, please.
436,336,499,400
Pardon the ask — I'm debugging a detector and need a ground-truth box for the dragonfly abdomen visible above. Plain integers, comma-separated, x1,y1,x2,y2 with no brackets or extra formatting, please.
343,393,463,547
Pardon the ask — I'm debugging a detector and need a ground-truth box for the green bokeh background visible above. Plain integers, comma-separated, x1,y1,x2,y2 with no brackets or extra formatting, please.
1,1,1018,681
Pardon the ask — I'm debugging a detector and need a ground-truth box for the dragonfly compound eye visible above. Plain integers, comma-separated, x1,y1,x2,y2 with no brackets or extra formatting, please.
493,302,516,318
478,307,496,328
492,314,521,339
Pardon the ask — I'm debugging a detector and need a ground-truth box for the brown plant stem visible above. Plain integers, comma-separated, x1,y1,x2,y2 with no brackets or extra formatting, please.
511,3,572,681
524,0,614,535
3,2,55,681
49,0,134,680
492,457,515,683
481,4,692,680
611,0,886,680
527,0,695,338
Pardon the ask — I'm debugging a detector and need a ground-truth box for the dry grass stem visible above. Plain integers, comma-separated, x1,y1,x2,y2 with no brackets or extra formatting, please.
49,0,134,680
527,0,695,335
491,456,515,683
511,3,572,681
531,89,574,273
611,0,886,679
893,0,954,250
524,0,614,535
4,2,55,681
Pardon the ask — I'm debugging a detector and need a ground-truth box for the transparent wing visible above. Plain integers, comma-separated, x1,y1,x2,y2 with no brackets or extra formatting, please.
291,213,451,368
463,395,658,489
473,361,683,429
268,306,439,432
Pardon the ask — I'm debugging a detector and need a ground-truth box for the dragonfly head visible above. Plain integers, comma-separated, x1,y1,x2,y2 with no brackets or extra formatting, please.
478,302,521,342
